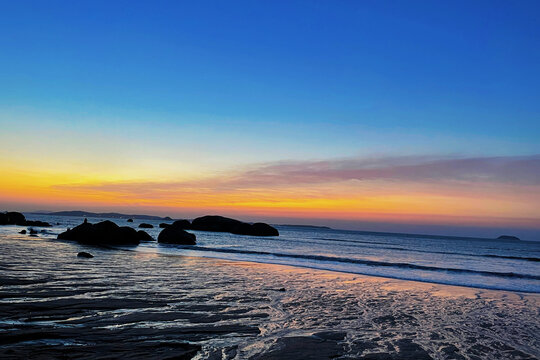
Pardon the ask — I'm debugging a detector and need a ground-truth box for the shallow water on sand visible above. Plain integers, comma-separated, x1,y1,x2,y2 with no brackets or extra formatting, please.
1,226,539,359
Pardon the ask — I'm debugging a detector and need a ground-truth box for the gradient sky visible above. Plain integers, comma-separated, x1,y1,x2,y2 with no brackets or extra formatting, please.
1,1,539,239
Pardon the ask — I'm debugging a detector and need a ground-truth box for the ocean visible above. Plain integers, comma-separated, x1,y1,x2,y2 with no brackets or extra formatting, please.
9,213,539,294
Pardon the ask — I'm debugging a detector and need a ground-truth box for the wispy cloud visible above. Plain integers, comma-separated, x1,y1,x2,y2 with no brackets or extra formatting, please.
54,154,540,194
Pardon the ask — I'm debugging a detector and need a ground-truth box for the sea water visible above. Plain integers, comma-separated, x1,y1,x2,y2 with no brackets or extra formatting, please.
6,213,540,293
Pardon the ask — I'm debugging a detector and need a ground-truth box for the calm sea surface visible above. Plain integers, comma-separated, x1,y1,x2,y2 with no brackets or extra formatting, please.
5,214,540,293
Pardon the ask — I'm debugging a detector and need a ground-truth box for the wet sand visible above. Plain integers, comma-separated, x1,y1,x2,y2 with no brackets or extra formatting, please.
1,234,539,359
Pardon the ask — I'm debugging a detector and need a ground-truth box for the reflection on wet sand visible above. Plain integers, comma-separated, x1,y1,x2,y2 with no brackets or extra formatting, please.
0,235,538,359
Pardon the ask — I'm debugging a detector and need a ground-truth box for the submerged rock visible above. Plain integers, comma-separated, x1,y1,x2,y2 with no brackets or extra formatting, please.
29,228,38,235
191,215,279,236
77,251,94,258
138,223,153,229
127,218,134,222
159,222,171,228
58,220,141,245
19,230,27,234
158,226,196,245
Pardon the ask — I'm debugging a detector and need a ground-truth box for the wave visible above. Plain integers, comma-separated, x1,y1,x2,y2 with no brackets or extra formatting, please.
170,245,540,281
316,238,540,262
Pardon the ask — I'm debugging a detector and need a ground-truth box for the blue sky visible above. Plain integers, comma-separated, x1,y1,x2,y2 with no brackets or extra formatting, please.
1,0,539,155
1,1,539,237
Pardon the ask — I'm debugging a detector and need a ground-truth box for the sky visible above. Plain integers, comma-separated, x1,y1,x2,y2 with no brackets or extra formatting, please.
1,1,539,239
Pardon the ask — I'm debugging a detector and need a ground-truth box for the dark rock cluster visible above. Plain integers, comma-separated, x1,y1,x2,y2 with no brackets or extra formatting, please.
58,220,148,246
190,215,279,236
157,224,196,245
158,216,278,236
0,211,51,227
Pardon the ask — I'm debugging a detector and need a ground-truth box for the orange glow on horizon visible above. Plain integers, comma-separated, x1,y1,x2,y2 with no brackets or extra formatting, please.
1,164,539,231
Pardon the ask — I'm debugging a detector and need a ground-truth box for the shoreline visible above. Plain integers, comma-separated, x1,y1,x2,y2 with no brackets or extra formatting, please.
1,234,539,359
131,245,540,295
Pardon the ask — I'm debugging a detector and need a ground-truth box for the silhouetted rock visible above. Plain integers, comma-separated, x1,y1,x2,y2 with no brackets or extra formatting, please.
137,230,154,241
158,226,196,245
0,211,51,227
29,228,38,235
25,220,52,227
252,222,279,236
77,252,94,258
57,220,140,245
6,212,26,225
164,216,173,221
159,223,171,228
190,215,279,236
497,235,520,241
127,218,133,222
138,223,153,229
0,211,26,225
172,219,191,229
19,230,26,234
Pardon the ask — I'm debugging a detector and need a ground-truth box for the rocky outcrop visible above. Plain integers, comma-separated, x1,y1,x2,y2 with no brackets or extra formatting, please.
191,215,279,236
137,230,154,241
172,219,191,229
138,223,153,229
159,223,171,228
0,212,26,225
127,219,134,223
0,211,51,227
158,226,196,245
58,220,141,246
252,222,279,236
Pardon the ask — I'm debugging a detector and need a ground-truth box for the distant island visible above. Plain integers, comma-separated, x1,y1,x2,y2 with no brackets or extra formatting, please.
496,235,521,241
35,211,173,221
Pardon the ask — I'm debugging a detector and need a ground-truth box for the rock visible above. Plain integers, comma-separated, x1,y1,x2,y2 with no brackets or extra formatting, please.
252,222,279,236
191,215,279,236
158,226,196,245
77,252,94,258
25,220,52,227
29,228,38,235
6,212,26,225
497,235,520,241
159,223,171,228
137,230,154,241
127,219,133,222
138,223,153,229
172,219,191,229
0,211,51,227
0,211,26,225
19,230,27,234
57,220,141,246
163,216,173,220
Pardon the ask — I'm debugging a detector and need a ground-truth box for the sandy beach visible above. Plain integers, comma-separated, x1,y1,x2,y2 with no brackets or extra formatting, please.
1,233,538,359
